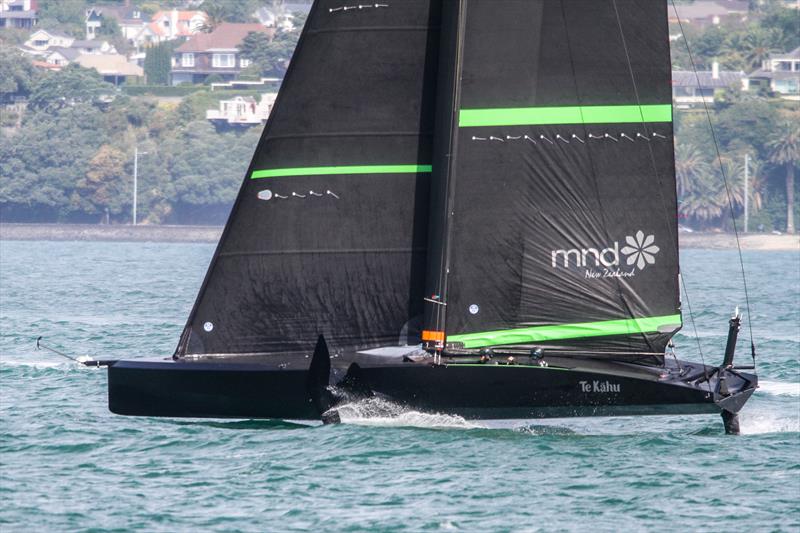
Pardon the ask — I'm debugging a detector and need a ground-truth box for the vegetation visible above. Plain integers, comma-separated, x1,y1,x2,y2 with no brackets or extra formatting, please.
0,0,795,230
143,41,179,86
0,61,261,224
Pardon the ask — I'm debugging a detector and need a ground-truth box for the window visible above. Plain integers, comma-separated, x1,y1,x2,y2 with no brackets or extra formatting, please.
240,57,251,68
212,53,235,68
34,39,48,47
181,53,195,67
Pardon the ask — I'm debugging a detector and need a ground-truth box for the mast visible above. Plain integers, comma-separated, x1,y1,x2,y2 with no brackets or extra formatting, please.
423,0,467,352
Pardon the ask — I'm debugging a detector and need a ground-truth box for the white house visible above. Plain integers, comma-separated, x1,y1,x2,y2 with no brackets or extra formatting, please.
24,29,74,52
743,47,800,100
0,0,37,29
672,62,744,107
206,93,277,125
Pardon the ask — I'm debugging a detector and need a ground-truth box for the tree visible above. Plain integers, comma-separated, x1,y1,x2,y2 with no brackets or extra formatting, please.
0,47,39,99
36,0,88,37
239,28,300,78
198,0,259,30
767,122,800,234
143,41,176,85
28,65,117,111
675,141,711,198
80,145,129,217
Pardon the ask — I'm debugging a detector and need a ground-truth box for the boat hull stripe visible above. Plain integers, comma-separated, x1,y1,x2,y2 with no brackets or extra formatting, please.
250,164,433,179
448,314,682,349
458,104,672,128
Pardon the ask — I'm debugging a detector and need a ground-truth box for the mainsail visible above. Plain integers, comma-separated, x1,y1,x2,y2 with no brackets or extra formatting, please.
176,0,441,356
425,0,681,355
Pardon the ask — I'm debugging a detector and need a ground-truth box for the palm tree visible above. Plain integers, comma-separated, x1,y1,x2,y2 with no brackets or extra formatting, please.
767,122,800,234
740,29,781,71
674,141,711,198
199,4,226,33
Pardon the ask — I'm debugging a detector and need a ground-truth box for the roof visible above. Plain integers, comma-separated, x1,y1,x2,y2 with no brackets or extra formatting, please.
75,54,143,76
0,10,36,18
176,23,272,53
71,39,105,49
28,29,72,40
746,69,800,81
672,70,744,87
92,5,145,23
46,46,81,60
151,9,205,22
671,0,749,20
776,46,800,60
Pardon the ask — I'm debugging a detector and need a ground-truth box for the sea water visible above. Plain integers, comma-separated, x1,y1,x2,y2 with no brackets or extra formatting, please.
1,240,798,531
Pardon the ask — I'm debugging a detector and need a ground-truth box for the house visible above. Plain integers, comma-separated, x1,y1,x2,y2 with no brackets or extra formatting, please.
171,23,274,86
43,46,81,68
21,28,115,63
668,0,749,27
0,0,37,29
23,29,73,52
85,7,101,39
206,93,277,125
743,47,800,100
70,39,115,55
672,63,744,107
89,4,148,43
253,2,311,30
75,53,144,85
147,9,207,41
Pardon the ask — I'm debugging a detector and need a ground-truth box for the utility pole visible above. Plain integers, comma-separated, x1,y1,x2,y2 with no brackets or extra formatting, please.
743,153,749,233
133,147,147,225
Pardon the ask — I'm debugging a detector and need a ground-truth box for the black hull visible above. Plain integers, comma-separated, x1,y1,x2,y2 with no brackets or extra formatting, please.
109,359,321,419
107,354,756,423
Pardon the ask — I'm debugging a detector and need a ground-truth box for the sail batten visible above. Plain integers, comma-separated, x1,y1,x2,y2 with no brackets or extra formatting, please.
448,314,683,350
459,104,673,127
250,164,432,179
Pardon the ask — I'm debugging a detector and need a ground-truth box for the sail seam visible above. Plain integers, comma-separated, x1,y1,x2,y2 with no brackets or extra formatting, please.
265,131,434,140
448,314,682,349
458,104,672,127
219,248,426,257
250,164,432,179
307,26,434,34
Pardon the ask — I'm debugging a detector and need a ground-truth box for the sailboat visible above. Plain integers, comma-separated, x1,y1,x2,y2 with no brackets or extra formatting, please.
102,0,757,433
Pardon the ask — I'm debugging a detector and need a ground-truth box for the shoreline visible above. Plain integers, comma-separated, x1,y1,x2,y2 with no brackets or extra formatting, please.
1,223,798,250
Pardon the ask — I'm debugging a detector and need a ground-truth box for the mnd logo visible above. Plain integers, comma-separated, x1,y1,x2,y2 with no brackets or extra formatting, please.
550,230,660,280
621,230,660,270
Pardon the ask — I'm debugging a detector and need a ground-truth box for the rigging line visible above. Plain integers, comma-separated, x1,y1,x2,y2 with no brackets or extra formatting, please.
670,0,756,367
611,1,709,389
680,272,711,390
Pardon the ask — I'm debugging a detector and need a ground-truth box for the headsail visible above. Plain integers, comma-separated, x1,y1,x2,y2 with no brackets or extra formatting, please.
425,0,681,355
176,0,441,357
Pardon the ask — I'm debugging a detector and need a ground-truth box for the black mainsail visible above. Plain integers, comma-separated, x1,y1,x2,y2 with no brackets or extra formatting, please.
176,0,441,357
424,0,681,356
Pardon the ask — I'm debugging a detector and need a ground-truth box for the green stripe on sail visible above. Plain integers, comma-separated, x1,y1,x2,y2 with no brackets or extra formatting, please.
458,104,672,128
448,314,682,349
250,164,433,179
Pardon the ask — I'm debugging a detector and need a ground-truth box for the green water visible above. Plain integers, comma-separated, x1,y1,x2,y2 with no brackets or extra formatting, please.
1,241,798,531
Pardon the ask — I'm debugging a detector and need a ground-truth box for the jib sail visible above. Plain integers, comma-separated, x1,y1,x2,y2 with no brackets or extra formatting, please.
176,0,441,356
425,0,681,355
